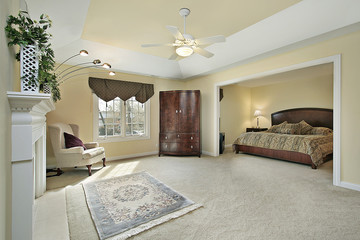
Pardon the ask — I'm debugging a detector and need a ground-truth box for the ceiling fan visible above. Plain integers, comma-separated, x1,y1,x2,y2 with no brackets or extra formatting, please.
141,8,226,60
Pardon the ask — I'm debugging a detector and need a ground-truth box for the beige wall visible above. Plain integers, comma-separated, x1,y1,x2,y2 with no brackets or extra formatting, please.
250,74,333,128
0,0,20,239
186,30,360,185
46,67,185,165
219,74,333,145
220,85,251,145
47,29,360,188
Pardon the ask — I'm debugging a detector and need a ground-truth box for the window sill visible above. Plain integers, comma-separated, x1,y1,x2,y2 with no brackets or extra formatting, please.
96,135,150,143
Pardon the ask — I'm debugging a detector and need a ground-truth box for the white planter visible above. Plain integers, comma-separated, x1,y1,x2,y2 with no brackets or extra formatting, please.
43,83,51,94
20,45,39,92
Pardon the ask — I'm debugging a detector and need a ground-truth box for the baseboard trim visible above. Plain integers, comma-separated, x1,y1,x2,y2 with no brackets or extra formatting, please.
46,164,56,169
107,151,158,161
47,152,159,169
202,151,216,157
339,181,360,192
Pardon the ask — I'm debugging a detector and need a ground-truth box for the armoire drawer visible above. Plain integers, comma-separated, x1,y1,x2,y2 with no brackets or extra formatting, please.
160,133,177,142
160,143,177,152
177,133,199,142
160,133,199,143
160,142,199,154
159,133,199,142
178,142,199,153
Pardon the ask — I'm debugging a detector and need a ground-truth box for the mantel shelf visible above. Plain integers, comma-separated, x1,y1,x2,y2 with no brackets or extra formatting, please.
7,91,55,113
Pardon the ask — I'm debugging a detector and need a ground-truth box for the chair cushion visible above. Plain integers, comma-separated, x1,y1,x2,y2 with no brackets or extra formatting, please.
64,132,87,150
82,147,105,159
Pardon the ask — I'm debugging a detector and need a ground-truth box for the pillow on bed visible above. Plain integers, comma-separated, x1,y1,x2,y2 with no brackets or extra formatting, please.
299,120,313,135
268,122,300,134
279,123,301,135
267,121,288,133
308,127,333,135
276,123,299,135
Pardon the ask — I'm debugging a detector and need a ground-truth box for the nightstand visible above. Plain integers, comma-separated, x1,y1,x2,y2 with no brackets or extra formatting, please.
246,127,268,132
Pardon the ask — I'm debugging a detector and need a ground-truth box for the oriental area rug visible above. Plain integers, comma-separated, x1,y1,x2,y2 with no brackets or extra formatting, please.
81,172,202,240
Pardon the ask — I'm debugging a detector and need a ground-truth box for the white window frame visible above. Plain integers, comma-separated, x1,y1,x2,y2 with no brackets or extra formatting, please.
93,94,150,143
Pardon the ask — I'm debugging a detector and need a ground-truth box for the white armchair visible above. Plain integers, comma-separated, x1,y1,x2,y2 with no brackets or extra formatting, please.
48,123,106,176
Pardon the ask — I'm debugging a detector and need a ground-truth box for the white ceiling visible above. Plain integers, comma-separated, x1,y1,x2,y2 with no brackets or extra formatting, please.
26,0,360,80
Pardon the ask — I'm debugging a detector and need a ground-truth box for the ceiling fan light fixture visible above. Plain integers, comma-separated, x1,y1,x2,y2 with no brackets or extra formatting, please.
176,45,193,57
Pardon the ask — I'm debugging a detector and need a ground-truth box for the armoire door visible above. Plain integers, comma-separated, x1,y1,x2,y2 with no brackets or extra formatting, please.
178,91,200,133
160,91,178,133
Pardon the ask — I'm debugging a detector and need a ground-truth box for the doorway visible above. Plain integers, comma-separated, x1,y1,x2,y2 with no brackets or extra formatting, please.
214,55,341,187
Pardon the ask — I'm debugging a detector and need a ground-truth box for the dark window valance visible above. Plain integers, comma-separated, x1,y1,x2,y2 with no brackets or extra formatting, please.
88,77,154,103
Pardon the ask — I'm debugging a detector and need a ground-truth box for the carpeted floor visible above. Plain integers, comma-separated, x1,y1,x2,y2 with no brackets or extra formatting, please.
48,149,360,240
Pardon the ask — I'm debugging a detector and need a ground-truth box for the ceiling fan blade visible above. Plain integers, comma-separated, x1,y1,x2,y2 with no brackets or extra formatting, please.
168,53,179,60
166,25,185,41
141,43,173,48
195,35,226,46
193,47,214,58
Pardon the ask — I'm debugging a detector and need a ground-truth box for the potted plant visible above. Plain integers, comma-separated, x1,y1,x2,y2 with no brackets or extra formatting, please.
5,11,60,102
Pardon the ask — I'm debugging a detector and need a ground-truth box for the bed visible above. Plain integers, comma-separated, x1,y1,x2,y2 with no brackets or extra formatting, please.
232,108,333,169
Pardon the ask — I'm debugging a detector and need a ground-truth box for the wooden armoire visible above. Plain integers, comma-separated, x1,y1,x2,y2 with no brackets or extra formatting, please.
159,90,201,157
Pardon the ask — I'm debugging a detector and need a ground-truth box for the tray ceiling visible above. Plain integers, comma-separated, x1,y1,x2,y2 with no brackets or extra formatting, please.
82,0,300,59
26,0,360,79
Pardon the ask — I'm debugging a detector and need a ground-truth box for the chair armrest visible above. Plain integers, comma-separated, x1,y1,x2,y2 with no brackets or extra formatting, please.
84,142,99,149
58,147,84,154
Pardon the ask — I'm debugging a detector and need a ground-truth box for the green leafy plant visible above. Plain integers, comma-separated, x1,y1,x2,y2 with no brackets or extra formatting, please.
5,10,60,102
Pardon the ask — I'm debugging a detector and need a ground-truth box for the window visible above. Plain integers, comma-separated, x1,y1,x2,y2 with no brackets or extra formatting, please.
94,95,150,142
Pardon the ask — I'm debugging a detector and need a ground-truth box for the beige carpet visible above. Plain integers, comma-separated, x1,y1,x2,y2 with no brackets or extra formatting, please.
51,149,360,240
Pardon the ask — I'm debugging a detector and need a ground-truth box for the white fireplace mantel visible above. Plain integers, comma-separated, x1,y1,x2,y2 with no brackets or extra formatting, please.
7,91,55,240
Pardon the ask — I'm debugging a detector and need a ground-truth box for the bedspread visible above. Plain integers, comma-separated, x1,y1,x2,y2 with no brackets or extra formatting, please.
233,132,333,166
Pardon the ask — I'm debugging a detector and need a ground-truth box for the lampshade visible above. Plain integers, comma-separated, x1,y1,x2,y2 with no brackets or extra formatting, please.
176,45,193,57
102,63,111,69
56,50,114,85
79,50,88,56
54,49,90,71
254,110,262,117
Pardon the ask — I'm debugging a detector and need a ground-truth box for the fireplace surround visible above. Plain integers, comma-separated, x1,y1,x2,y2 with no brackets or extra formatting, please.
7,91,55,240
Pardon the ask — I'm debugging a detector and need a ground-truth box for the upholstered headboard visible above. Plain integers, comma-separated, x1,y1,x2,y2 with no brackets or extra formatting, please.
271,108,333,129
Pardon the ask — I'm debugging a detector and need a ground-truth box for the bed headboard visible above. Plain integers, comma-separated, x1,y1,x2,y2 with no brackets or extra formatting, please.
271,108,333,129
